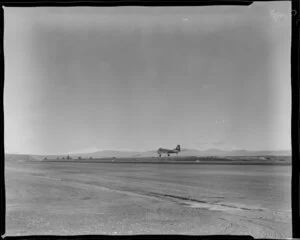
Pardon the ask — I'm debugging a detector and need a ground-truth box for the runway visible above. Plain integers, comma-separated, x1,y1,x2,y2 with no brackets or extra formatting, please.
5,160,292,237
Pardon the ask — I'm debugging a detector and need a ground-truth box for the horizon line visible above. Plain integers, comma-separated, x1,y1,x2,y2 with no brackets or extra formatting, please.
5,148,292,156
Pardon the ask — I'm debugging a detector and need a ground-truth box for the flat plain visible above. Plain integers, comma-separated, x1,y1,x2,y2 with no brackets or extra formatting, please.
5,159,291,238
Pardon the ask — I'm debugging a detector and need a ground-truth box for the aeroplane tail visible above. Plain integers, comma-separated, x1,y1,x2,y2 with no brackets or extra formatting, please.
175,145,181,152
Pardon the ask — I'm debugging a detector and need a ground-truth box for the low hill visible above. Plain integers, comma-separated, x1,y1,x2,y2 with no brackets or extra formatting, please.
5,148,291,162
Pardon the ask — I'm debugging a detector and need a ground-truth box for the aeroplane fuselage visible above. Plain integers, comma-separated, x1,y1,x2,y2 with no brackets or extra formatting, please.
157,145,181,157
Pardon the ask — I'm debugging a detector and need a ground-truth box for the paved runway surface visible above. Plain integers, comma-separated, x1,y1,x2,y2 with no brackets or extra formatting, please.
5,160,292,238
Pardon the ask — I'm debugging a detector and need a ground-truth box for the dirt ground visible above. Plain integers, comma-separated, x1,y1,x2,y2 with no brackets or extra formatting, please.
5,160,292,238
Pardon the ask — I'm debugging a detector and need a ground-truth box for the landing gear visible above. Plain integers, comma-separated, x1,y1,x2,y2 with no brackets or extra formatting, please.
168,154,170,157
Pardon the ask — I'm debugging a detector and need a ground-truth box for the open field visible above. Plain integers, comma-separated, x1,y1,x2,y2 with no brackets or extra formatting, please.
5,159,291,238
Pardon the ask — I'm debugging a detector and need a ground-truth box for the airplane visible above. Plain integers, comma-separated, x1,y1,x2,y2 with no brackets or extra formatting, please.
157,145,181,157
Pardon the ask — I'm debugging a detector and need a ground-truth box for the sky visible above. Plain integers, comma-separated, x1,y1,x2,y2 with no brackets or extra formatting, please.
4,2,291,155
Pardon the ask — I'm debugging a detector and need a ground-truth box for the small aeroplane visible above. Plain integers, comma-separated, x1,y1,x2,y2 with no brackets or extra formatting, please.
157,145,181,157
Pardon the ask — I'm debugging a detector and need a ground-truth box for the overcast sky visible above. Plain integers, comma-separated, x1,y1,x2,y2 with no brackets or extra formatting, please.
4,2,291,155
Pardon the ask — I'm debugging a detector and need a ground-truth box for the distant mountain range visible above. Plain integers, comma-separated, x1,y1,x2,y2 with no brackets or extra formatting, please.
5,148,291,161
67,148,291,158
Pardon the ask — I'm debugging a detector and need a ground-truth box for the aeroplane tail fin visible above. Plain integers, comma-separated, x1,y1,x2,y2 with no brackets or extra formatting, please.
175,145,181,152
